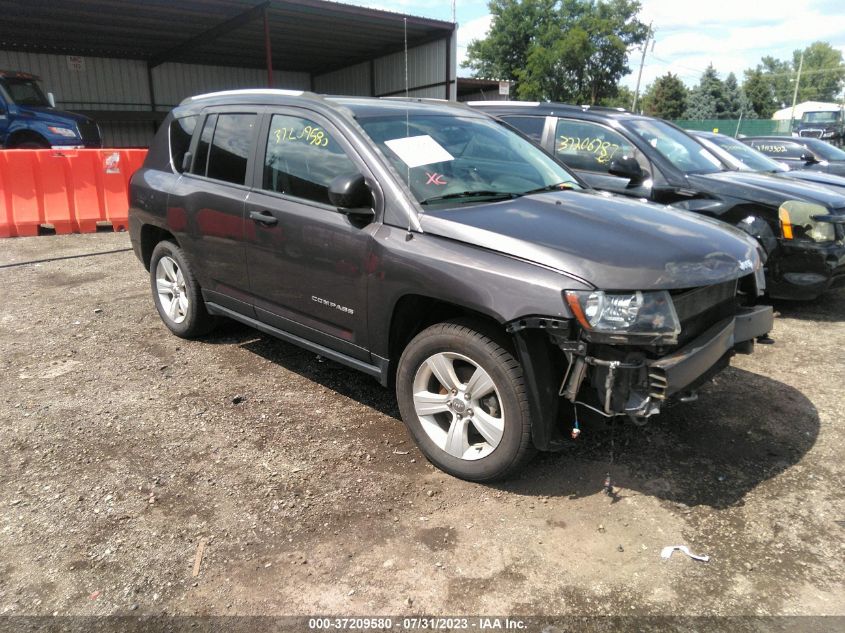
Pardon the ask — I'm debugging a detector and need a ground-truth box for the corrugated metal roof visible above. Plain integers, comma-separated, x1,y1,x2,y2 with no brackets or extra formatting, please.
1,0,454,74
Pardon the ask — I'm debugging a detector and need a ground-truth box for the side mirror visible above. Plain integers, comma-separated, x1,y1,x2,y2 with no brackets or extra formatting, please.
181,151,193,173
799,152,818,164
608,155,645,184
328,174,374,219
47,92,56,108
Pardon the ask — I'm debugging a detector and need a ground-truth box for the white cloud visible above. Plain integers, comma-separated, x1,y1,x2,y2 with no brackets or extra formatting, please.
456,14,493,76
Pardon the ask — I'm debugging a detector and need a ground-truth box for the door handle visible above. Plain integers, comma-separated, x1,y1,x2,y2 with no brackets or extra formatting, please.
250,210,278,226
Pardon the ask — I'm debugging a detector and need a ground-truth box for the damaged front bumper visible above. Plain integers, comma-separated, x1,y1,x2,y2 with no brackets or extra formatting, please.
559,305,774,419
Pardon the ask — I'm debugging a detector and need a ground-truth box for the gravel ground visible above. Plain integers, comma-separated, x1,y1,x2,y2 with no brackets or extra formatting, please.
0,233,843,624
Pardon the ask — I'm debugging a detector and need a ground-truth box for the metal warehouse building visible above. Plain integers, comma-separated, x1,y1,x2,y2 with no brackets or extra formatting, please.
1,0,457,147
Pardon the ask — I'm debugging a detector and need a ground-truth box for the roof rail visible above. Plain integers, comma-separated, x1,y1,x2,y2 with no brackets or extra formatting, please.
181,88,311,104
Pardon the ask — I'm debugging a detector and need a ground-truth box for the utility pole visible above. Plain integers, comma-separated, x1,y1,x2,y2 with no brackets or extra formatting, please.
789,50,804,131
631,22,653,113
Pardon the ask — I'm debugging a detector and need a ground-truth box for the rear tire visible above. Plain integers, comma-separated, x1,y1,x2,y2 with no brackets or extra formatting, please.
396,319,535,482
149,240,216,338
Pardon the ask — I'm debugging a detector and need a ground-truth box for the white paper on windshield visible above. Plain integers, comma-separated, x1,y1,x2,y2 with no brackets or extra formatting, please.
385,135,454,168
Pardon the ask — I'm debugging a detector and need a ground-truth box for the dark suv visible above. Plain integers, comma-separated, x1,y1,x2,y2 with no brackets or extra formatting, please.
793,109,844,145
742,136,845,177
129,90,772,481
471,102,845,300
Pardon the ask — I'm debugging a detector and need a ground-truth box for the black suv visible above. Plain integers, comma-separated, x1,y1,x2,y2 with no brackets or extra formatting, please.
129,90,772,481
742,136,845,177
471,102,845,300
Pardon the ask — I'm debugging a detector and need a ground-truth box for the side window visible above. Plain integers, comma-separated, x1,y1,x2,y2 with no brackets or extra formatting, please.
191,114,216,177
554,119,639,173
501,116,546,142
170,115,197,173
263,114,359,205
750,141,803,160
206,113,258,185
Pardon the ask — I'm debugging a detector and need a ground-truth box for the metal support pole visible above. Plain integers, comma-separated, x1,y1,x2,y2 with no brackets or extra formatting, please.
789,51,804,132
631,22,652,113
146,61,157,134
264,7,274,88
444,34,451,100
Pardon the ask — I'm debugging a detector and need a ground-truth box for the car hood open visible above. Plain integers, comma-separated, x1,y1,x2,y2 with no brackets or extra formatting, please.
419,190,759,291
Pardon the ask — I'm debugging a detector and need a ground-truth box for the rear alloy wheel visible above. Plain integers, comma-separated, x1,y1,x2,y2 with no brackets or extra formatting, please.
149,240,216,338
396,320,534,481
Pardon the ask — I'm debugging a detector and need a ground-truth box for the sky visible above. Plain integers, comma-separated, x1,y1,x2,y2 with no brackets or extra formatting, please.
347,0,845,90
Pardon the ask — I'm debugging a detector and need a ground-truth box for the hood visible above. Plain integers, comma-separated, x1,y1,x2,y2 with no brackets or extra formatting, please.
777,170,845,193
689,170,845,209
419,190,759,291
15,104,95,126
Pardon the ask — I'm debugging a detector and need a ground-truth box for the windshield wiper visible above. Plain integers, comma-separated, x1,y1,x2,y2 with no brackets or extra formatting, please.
520,182,577,196
419,191,517,205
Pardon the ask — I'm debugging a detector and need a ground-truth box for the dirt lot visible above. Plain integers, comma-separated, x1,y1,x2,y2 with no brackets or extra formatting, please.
0,233,843,624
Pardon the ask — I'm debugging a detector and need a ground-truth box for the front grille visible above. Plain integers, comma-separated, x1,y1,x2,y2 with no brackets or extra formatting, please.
799,129,823,138
671,279,739,346
77,120,101,145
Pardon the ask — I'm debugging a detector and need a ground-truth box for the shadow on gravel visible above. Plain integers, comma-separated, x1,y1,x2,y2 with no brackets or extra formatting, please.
202,323,818,510
500,367,819,509
203,320,401,420
768,286,845,322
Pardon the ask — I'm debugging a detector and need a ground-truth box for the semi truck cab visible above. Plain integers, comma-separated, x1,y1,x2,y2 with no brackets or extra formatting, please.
0,70,102,149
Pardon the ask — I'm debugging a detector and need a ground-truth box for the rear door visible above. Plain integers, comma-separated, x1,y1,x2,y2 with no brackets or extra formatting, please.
551,117,653,198
168,109,259,313
244,108,377,361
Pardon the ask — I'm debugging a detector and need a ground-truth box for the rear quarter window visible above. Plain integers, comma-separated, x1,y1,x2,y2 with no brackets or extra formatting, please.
170,115,197,173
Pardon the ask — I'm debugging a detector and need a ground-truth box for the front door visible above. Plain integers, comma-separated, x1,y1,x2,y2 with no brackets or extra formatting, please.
245,109,376,361
551,117,653,198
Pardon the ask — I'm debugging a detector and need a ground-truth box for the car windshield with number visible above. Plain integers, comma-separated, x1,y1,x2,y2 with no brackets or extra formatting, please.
704,134,788,172
625,119,724,175
357,114,581,207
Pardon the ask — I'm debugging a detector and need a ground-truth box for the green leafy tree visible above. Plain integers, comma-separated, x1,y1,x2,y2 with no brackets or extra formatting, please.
464,0,556,81
464,0,648,104
684,64,726,119
793,41,845,102
742,67,777,118
641,72,687,118
600,85,635,109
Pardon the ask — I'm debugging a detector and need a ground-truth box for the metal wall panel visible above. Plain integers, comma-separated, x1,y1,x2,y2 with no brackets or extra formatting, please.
0,50,150,110
99,122,155,148
152,62,311,109
313,62,371,96
374,39,447,97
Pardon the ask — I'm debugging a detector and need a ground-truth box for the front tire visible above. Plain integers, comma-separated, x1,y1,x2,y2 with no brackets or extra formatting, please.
149,240,216,338
396,319,534,481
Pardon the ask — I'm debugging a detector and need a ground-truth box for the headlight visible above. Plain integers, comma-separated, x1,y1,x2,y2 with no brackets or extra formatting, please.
47,125,78,138
778,200,835,243
564,290,680,337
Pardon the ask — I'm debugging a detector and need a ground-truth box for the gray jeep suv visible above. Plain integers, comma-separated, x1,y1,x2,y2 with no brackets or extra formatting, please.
129,90,773,481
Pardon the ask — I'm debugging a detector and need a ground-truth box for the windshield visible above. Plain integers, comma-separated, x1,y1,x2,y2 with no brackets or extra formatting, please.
802,111,838,123
0,78,50,107
801,138,845,161
356,113,581,207
626,119,724,174
705,134,787,172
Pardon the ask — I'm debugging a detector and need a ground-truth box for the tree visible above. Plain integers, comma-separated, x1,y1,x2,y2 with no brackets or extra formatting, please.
463,0,649,104
741,42,845,118
600,85,635,109
641,72,687,118
684,64,726,119
464,0,556,81
793,41,845,102
723,72,756,119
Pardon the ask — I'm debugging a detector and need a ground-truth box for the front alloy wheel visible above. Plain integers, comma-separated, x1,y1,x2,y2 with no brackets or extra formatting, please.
413,352,505,461
396,320,534,481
